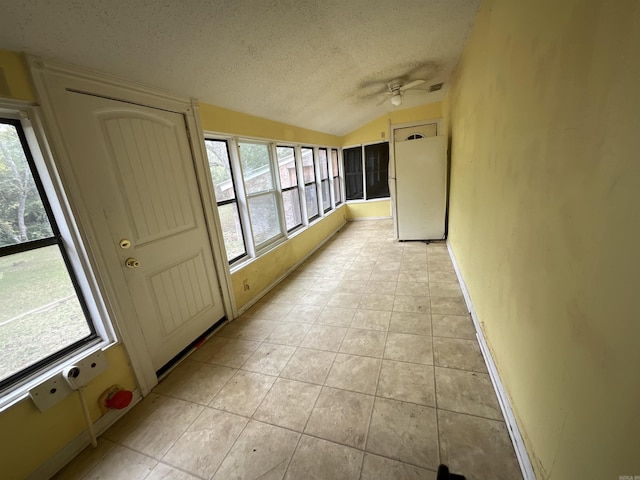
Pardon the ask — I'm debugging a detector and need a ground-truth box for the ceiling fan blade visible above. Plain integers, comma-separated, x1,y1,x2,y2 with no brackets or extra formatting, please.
400,79,426,91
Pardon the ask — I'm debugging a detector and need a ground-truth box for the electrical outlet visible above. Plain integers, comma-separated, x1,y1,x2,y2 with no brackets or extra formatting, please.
63,351,108,390
29,373,74,412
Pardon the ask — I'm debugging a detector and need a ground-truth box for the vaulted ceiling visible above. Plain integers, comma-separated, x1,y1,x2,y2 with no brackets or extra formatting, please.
0,0,480,136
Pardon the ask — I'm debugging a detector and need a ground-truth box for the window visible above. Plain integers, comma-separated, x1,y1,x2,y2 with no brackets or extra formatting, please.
364,142,390,199
276,146,302,232
343,143,390,201
318,148,332,213
239,142,282,248
331,148,342,206
204,139,246,263
343,146,363,200
0,118,97,391
301,147,319,221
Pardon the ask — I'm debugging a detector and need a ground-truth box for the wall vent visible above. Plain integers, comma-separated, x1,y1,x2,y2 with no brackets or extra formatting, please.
428,83,444,92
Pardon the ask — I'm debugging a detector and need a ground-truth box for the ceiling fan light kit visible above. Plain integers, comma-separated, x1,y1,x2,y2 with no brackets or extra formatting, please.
391,93,402,106
380,78,429,107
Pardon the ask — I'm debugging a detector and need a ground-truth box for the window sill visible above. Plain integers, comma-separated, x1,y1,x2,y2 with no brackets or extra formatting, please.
0,338,115,413
345,197,390,204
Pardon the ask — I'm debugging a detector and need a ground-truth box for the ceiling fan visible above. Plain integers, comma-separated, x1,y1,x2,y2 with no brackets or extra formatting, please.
376,78,427,107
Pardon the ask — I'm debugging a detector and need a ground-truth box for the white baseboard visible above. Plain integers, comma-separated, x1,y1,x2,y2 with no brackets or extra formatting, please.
236,220,347,316
347,216,392,221
28,389,142,480
446,240,536,480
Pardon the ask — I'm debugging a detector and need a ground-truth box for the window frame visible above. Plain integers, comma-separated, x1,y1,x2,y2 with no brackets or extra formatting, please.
331,148,342,206
318,147,332,214
203,138,248,264
275,145,303,233
0,104,112,407
343,141,391,202
301,146,320,222
237,140,284,253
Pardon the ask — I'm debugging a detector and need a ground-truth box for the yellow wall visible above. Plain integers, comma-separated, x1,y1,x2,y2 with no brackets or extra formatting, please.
446,0,640,478
231,206,347,308
345,200,391,220
341,102,442,146
199,103,341,146
0,50,36,102
0,51,138,479
0,346,136,479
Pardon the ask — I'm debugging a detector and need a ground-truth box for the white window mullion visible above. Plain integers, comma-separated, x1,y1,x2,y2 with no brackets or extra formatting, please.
231,138,256,258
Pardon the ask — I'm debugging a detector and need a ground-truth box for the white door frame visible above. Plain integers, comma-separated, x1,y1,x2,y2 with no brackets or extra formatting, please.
28,57,236,395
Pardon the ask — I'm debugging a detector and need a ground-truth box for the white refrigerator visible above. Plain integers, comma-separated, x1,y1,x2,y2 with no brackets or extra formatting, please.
389,133,447,241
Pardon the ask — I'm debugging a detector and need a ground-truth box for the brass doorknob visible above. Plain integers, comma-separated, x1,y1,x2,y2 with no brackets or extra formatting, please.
125,258,140,269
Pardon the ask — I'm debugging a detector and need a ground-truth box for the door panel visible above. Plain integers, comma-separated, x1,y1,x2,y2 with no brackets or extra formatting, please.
394,135,447,240
59,92,225,370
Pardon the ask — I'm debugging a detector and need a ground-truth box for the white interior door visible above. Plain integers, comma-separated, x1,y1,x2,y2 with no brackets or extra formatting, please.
394,135,447,240
58,92,225,370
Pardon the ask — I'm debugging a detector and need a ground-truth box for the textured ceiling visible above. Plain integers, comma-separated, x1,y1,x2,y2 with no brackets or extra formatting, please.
0,0,480,136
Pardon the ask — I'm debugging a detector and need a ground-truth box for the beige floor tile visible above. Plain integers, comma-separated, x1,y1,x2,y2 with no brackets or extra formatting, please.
283,305,323,324
426,257,454,271
308,279,342,292
366,281,397,294
299,291,331,306
316,306,356,327
265,322,312,346
430,297,468,315
280,348,336,384
325,353,381,395
377,360,435,406
304,387,374,449
366,398,438,469
284,435,363,480
328,291,363,308
433,337,487,373
384,333,433,365
253,378,321,431
396,282,430,296
156,361,236,405
350,309,391,330
339,328,386,358
373,261,401,273
398,261,428,272
205,338,261,368
162,407,247,478
342,270,372,282
359,293,395,310
389,312,432,336
393,295,431,313
209,371,276,416
212,420,300,480
187,335,229,363
82,444,156,480
103,397,204,459
218,318,278,342
438,410,522,480
398,271,430,283
260,288,300,306
245,302,295,320
145,463,201,480
435,367,502,419
429,282,463,298
102,393,167,442
369,271,399,282
300,324,347,351
360,453,436,480
431,314,475,339
53,438,116,479
336,280,368,293
242,343,296,375
378,250,403,262
428,270,459,283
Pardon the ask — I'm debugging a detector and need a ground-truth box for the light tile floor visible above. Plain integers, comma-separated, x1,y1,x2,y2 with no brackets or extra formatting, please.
54,219,522,480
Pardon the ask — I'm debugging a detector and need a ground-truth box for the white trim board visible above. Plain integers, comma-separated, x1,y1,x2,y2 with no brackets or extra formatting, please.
27,389,142,480
446,240,536,480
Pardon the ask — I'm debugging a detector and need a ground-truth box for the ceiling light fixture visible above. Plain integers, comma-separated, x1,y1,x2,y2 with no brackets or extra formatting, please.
391,92,402,106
